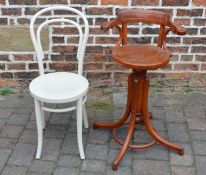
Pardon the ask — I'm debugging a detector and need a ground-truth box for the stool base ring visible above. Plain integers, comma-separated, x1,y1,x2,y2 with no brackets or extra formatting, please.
112,123,157,149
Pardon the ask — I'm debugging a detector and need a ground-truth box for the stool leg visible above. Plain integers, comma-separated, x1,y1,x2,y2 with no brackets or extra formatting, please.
142,78,184,155
93,73,133,129
112,76,141,170
112,112,136,170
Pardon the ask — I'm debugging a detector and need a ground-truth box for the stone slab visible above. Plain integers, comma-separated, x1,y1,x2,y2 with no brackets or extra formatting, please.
0,28,49,51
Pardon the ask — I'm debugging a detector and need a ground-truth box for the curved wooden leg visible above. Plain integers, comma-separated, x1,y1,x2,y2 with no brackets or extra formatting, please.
112,75,142,170
142,79,184,155
93,108,130,129
134,112,153,125
112,112,136,170
93,73,133,129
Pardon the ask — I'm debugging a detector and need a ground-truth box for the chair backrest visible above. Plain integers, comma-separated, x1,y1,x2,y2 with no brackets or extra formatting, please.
101,9,186,48
30,6,89,76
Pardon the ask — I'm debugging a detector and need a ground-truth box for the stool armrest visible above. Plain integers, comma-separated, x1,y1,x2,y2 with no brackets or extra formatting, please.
169,22,187,35
162,22,186,50
100,19,119,31
100,21,111,31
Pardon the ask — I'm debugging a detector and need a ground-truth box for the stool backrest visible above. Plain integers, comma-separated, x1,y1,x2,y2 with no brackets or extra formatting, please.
101,9,186,48
30,6,89,75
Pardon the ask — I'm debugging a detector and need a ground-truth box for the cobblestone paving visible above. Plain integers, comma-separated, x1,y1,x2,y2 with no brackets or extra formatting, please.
0,90,206,175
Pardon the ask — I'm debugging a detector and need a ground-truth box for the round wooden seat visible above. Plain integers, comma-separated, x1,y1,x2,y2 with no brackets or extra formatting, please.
112,44,171,70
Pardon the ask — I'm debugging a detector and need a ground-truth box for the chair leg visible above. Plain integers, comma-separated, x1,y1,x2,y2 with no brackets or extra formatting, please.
34,99,43,159
40,102,45,130
112,112,136,170
77,98,85,159
142,78,184,155
83,104,89,128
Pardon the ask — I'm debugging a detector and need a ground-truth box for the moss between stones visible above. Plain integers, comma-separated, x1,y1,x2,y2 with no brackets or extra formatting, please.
0,87,26,99
0,88,15,96
87,101,115,112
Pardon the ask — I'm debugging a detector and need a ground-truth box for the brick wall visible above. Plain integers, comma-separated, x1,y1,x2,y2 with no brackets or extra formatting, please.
0,0,206,88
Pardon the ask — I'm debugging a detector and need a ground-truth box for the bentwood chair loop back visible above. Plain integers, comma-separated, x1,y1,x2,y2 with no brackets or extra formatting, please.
29,6,89,160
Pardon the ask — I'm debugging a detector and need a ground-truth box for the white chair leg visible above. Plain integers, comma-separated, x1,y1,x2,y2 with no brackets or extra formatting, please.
40,102,45,129
34,99,43,159
83,104,89,128
77,98,85,159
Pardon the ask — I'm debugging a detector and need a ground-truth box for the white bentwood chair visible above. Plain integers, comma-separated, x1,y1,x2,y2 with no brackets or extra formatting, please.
29,6,89,160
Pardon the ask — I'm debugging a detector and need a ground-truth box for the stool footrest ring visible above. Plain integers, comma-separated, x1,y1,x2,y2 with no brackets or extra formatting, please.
112,127,157,149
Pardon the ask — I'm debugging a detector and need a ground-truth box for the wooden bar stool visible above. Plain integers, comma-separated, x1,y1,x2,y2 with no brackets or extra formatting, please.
93,9,187,171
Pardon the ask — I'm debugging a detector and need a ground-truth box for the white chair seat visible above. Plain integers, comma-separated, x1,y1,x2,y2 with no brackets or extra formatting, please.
29,72,89,103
